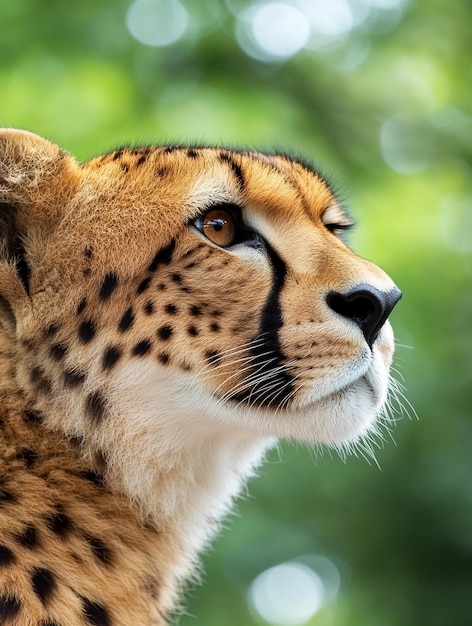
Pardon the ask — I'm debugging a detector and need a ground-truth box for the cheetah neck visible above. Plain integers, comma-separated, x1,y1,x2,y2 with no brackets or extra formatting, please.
79,361,273,566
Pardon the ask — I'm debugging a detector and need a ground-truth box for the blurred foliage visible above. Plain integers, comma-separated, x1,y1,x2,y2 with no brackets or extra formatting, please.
1,0,471,624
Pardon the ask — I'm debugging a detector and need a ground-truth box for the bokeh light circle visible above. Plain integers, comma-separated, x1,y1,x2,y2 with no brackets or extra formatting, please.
248,561,325,625
126,0,188,47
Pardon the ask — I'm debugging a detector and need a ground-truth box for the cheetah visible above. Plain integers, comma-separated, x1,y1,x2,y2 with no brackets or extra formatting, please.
0,129,401,625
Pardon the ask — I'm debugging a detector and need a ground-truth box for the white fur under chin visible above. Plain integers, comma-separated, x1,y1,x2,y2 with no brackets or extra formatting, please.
98,361,274,560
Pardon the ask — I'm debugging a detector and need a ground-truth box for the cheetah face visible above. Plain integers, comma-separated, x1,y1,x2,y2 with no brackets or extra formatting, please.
0,130,400,456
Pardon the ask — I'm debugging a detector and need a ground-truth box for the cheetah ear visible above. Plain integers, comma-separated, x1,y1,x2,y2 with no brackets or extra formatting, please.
0,129,76,335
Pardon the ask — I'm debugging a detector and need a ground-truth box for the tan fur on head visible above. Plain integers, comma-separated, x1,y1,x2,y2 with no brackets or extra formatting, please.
0,129,401,625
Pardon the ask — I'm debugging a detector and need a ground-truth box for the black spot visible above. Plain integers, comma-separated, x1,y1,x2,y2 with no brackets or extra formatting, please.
137,276,151,294
20,338,35,351
144,301,155,315
83,268,91,277
0,487,16,504
84,534,113,566
157,325,173,341
13,238,31,295
190,304,202,317
148,239,176,272
211,309,222,317
31,567,56,605
29,366,42,384
49,343,68,361
15,448,38,468
171,273,182,283
30,367,52,394
206,350,221,365
136,154,147,167
69,434,84,448
188,326,198,337
157,167,166,177
0,595,20,620
121,163,129,173
165,303,178,315
94,451,107,473
0,545,15,567
183,245,201,257
41,621,61,626
158,353,170,365
164,146,175,154
99,273,118,301
210,322,220,332
158,282,167,291
78,320,96,343
118,307,134,332
84,246,93,259
15,524,40,549
23,410,41,424
64,370,87,388
132,340,151,357
86,391,107,424
220,152,245,189
44,323,60,337
80,470,104,487
46,509,72,538
102,346,122,371
77,298,87,315
82,598,112,626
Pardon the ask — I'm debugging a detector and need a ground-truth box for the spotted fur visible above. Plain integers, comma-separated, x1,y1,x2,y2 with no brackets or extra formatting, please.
0,130,401,625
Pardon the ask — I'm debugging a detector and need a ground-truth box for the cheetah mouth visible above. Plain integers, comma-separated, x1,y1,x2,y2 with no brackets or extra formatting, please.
297,375,376,411
221,350,382,413
217,369,387,446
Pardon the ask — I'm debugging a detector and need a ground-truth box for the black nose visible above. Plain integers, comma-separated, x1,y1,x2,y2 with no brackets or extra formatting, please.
326,283,402,347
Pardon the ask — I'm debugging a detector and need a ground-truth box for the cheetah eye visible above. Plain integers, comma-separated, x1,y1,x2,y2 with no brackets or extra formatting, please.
324,223,353,236
200,208,236,247
193,204,265,250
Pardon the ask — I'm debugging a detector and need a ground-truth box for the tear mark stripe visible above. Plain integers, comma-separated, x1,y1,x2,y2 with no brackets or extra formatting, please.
238,242,293,408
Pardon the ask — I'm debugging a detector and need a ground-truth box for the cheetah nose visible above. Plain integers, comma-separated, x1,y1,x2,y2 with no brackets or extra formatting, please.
326,283,402,347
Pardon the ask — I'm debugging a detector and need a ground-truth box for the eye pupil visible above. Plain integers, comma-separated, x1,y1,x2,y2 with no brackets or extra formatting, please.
201,209,236,247
212,220,224,232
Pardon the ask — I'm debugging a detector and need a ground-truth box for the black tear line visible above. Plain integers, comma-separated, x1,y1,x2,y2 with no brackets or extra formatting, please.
237,243,294,408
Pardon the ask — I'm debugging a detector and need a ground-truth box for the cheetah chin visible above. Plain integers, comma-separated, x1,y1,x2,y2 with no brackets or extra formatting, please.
0,129,401,625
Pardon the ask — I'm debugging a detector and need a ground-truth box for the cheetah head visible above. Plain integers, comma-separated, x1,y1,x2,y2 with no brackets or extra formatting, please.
0,129,400,531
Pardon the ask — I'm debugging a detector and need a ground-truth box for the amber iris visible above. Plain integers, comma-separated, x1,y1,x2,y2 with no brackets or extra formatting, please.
202,209,236,247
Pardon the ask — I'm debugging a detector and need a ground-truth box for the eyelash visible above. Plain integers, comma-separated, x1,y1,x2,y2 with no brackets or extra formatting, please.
324,223,353,234
323,222,354,245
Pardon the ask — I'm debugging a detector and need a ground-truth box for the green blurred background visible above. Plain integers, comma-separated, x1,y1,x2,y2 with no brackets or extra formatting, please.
1,0,471,624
